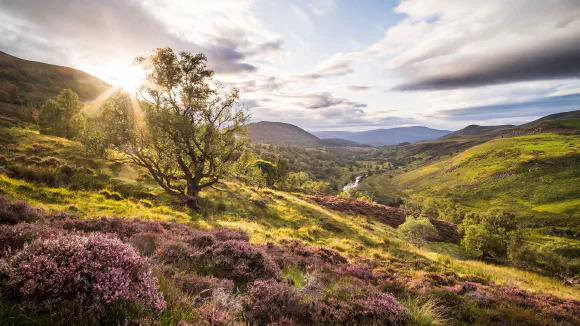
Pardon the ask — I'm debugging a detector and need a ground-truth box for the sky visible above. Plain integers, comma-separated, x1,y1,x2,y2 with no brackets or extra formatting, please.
1,0,580,131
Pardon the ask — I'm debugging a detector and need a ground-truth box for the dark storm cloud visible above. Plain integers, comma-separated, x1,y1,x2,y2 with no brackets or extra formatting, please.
429,93,580,120
392,38,580,91
0,0,259,73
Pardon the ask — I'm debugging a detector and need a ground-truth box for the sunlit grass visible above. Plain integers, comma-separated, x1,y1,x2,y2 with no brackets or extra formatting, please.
2,125,580,303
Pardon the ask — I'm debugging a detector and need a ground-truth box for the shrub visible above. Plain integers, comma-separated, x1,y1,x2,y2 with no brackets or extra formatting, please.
197,287,244,326
245,280,311,325
129,232,163,257
0,223,61,257
6,233,165,312
156,239,198,266
213,228,249,242
38,156,64,167
398,216,437,248
204,240,281,284
187,231,217,248
351,292,408,325
0,196,43,225
172,274,234,299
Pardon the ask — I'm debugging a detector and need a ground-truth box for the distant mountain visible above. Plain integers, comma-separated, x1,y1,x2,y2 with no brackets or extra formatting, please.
246,121,368,147
317,138,369,147
314,126,452,146
443,124,516,139
0,51,111,106
247,121,322,147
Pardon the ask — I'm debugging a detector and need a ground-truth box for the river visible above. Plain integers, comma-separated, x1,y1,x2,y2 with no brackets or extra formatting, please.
342,175,363,192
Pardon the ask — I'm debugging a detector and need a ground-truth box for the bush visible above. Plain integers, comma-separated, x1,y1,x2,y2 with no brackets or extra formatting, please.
204,240,281,284
245,280,311,325
314,289,408,325
187,231,217,248
172,274,234,299
398,216,437,248
129,232,163,257
6,233,165,312
0,223,61,257
213,228,249,242
0,196,43,225
156,239,198,266
350,292,409,325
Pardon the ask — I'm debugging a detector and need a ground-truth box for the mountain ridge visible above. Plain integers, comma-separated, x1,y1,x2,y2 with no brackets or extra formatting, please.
0,51,111,106
314,126,452,145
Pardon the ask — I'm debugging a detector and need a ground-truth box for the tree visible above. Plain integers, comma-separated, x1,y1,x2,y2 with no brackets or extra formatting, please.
274,156,290,185
459,210,516,260
89,48,248,210
507,230,536,270
38,88,84,139
80,91,134,158
280,172,310,191
254,159,277,187
398,216,437,248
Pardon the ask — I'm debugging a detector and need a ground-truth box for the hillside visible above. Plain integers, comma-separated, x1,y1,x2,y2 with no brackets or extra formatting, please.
247,121,321,146
364,111,580,169
522,110,580,127
443,124,515,139
314,126,452,146
247,121,367,147
0,51,111,107
362,133,580,231
2,117,580,324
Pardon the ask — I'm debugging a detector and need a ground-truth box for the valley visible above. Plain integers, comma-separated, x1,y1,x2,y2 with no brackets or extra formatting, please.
0,50,579,325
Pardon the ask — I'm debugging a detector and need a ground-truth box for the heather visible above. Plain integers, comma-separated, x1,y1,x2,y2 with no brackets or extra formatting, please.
5,234,165,312
1,120,580,326
0,184,580,325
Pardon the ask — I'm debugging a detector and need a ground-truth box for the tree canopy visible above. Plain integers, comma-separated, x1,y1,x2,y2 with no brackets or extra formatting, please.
38,88,83,139
84,48,248,210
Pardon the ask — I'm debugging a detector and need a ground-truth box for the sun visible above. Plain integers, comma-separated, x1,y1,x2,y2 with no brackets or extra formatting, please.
100,63,146,91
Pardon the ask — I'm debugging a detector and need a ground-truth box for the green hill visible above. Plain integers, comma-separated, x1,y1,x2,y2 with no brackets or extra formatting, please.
0,51,111,107
2,119,580,324
363,133,580,232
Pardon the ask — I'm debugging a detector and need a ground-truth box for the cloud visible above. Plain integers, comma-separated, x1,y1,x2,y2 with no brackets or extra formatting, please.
392,38,580,91
297,52,368,79
285,92,366,109
0,0,280,75
378,0,580,90
347,85,372,91
428,93,580,121
309,0,334,15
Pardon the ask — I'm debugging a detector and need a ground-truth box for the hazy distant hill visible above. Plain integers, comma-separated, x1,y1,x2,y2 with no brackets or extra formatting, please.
314,126,451,145
0,51,111,106
246,121,369,147
247,121,322,147
443,124,516,139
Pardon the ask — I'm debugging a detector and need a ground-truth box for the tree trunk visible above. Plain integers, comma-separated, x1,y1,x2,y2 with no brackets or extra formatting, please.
182,183,201,211
180,194,201,211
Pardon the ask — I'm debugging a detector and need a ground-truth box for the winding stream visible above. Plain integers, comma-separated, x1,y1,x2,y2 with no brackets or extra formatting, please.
342,175,363,192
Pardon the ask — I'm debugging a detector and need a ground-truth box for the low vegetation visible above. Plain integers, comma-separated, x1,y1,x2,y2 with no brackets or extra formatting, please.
1,47,579,325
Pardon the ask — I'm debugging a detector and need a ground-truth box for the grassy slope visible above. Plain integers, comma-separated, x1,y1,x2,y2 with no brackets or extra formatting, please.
364,133,580,247
0,51,111,105
1,125,579,302
401,134,579,221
